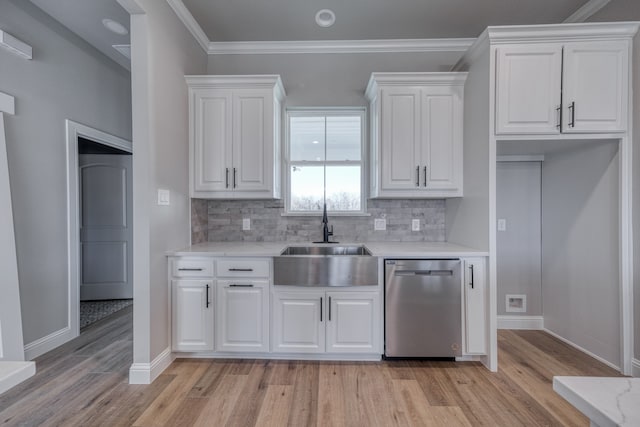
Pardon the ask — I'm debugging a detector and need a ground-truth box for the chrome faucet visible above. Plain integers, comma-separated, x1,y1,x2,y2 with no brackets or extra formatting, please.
321,203,334,243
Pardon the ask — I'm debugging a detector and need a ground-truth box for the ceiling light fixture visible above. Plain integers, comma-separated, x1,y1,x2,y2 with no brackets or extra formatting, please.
102,18,128,36
315,9,336,28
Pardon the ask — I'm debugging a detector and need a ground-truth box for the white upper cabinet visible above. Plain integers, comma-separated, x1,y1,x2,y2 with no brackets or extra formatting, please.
187,75,285,199
494,29,633,136
366,73,466,198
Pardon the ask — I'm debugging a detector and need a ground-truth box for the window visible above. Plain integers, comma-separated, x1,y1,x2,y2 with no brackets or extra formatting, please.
285,109,366,214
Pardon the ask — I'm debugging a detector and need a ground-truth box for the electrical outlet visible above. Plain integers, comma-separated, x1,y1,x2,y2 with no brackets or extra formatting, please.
374,218,386,231
497,218,507,231
157,189,170,206
242,218,250,231
412,219,420,231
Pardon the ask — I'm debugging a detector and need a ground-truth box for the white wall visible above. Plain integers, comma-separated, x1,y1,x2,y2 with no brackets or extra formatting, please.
542,141,620,367
0,0,131,355
207,52,463,106
127,0,207,374
496,162,542,316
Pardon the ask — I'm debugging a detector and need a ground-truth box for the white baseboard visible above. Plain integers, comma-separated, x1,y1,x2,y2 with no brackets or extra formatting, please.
23,327,75,361
129,347,174,384
498,315,544,330
543,328,620,372
0,361,35,395
632,359,640,377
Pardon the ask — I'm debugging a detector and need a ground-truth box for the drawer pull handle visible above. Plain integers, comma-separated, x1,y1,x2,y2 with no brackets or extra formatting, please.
228,268,253,272
178,268,203,271
469,264,475,289
206,284,210,308
230,284,254,287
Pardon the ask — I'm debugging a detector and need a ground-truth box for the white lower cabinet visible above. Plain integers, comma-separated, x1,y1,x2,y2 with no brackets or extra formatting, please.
463,258,487,355
272,291,380,354
216,280,269,352
172,279,214,352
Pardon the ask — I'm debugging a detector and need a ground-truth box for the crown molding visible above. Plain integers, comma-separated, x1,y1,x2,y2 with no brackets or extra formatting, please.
365,72,468,100
486,22,640,45
166,0,210,52
564,0,611,23
207,38,475,55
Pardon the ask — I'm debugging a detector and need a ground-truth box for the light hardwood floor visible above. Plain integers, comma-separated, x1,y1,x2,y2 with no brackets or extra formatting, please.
0,306,622,426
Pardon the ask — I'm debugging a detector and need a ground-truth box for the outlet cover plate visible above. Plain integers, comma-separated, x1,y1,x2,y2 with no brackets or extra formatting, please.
157,189,170,206
412,219,420,231
374,218,386,231
242,218,250,231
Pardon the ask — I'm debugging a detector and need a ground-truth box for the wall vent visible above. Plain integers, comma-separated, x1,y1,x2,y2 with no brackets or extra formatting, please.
506,294,527,313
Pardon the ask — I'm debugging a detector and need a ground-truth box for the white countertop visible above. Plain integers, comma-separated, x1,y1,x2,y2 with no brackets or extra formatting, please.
169,241,488,257
553,376,640,427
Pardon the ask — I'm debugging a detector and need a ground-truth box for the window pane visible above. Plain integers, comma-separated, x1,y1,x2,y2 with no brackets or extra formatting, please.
290,117,325,161
290,165,324,211
326,116,361,161
325,166,361,211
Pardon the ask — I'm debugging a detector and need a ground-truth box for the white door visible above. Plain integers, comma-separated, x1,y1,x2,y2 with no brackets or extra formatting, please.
495,45,563,134
326,292,379,353
232,89,271,193
272,292,324,353
562,41,628,133
79,154,132,300
380,87,422,190
193,89,233,193
464,258,487,355
422,87,462,191
216,280,269,352
172,280,214,352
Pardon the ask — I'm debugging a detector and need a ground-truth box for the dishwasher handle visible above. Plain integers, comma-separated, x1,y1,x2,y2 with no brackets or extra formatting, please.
393,270,454,276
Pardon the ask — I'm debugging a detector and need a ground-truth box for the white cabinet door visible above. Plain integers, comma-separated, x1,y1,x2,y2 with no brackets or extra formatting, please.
326,292,379,354
192,89,233,193
463,258,486,355
172,280,214,352
422,87,463,192
562,41,629,133
495,45,563,134
380,87,421,191
232,90,272,193
272,292,324,353
216,280,269,352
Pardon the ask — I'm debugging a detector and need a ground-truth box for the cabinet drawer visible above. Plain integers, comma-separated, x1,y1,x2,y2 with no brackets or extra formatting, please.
217,259,270,278
172,258,214,278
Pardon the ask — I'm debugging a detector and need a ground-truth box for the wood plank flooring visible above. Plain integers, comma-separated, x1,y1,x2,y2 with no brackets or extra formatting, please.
0,306,622,426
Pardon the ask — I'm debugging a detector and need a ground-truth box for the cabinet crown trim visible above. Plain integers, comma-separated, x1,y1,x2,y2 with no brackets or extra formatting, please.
185,75,286,99
365,72,468,100
485,22,639,44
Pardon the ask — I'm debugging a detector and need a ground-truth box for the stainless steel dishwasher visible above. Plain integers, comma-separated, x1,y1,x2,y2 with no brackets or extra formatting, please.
384,259,462,358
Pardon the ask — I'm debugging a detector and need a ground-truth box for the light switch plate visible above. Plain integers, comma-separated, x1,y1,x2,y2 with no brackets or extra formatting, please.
497,218,507,231
242,218,250,231
374,218,386,231
157,189,170,206
412,219,420,231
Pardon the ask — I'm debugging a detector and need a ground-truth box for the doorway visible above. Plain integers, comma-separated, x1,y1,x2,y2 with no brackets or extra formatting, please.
66,120,132,336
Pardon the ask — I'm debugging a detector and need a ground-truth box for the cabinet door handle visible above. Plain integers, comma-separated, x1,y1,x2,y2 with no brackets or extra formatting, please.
568,102,575,128
228,268,253,272
206,284,210,308
178,268,203,271
469,265,474,289
416,166,420,187
328,296,332,321
556,105,562,129
423,166,427,187
320,297,323,322
225,168,229,188
233,168,237,188
229,284,254,287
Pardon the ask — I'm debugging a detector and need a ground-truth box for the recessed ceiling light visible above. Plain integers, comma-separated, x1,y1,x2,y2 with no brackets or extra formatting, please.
102,18,128,36
312,140,320,144
315,9,336,28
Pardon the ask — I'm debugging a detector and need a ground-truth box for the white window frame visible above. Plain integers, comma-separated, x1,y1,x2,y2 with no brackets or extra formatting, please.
284,108,368,216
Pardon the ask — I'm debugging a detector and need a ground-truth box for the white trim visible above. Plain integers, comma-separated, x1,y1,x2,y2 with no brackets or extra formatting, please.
544,328,621,372
497,155,545,162
0,30,32,60
633,359,640,377
207,38,476,55
166,0,210,52
564,0,611,23
128,347,174,384
485,22,640,45
497,315,544,330
23,327,73,361
0,92,15,115
0,362,35,395
65,120,132,354
173,351,382,361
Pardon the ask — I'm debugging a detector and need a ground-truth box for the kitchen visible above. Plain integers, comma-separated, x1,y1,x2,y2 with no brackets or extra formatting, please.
1,0,640,425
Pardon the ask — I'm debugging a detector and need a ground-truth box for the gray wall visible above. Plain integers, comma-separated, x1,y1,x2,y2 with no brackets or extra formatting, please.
207,52,463,106
0,0,132,348
496,162,542,316
193,199,445,243
542,142,620,367
129,0,208,365
588,0,640,369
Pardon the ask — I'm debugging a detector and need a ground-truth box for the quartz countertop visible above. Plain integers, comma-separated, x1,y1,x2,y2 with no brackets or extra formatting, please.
553,376,640,427
168,241,488,257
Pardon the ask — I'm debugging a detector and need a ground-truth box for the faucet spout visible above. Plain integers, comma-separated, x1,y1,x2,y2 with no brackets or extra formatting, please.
321,203,334,243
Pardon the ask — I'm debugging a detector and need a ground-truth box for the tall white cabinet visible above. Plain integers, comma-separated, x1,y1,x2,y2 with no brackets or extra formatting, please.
186,75,285,199
365,73,466,198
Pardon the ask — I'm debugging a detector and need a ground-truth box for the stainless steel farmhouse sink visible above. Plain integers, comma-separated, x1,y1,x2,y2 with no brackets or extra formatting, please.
274,245,378,287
